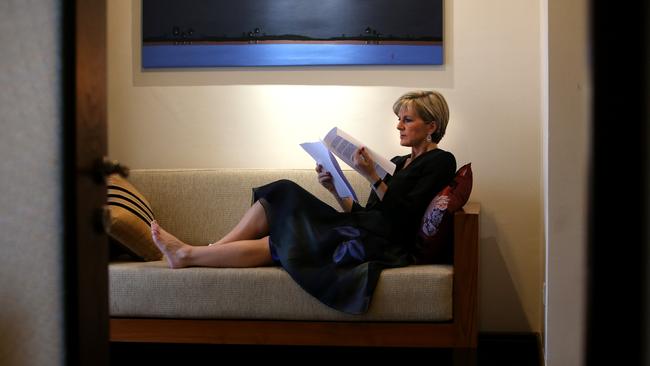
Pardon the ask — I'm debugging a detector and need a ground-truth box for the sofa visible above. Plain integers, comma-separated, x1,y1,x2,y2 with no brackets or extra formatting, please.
108,169,479,363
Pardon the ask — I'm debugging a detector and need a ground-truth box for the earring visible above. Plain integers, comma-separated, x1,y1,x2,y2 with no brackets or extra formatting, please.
426,135,432,142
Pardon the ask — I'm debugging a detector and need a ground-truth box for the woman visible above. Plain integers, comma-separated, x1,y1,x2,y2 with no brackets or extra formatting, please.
151,90,456,314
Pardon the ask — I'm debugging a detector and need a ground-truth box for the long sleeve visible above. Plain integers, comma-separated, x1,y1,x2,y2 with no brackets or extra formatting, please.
380,150,456,249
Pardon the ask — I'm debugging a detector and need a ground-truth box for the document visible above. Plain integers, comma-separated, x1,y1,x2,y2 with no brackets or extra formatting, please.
322,127,396,179
300,127,396,201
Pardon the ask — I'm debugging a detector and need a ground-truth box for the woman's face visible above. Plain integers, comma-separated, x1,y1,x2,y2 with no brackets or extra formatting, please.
396,105,436,147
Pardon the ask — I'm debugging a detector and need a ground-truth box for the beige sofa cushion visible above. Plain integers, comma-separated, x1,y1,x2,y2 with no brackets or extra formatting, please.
127,169,371,246
110,261,452,321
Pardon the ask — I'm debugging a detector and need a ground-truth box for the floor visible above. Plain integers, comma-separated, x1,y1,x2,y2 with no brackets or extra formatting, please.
110,333,540,365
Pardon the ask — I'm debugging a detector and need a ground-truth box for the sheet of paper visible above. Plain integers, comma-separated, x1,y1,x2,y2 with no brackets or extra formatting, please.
322,127,396,179
300,141,358,202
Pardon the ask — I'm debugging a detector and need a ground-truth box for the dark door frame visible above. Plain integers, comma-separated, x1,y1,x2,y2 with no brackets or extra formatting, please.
59,0,649,364
587,0,648,364
63,0,109,364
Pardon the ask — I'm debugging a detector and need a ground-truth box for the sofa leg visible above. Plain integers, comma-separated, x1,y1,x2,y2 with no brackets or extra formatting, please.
453,348,477,366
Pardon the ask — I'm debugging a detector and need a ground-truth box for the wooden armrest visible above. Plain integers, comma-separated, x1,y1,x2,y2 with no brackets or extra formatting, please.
459,202,480,215
452,201,480,348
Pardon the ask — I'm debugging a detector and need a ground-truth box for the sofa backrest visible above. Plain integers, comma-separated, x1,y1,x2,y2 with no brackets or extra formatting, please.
128,169,371,245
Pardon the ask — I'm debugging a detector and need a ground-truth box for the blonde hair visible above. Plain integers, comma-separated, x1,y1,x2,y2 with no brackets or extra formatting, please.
392,90,449,143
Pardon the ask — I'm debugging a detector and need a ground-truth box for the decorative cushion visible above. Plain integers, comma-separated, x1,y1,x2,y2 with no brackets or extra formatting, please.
415,163,473,264
107,174,162,261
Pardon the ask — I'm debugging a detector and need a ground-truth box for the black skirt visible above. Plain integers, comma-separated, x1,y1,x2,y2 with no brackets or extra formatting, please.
253,179,410,314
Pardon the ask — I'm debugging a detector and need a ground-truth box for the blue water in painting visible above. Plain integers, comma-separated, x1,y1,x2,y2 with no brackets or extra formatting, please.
142,44,443,68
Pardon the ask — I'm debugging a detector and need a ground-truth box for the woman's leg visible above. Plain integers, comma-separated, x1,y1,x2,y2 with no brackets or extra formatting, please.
212,200,269,245
151,221,273,268
150,200,273,268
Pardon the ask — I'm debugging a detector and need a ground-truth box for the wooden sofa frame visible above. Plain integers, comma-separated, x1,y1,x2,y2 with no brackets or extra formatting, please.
110,203,480,364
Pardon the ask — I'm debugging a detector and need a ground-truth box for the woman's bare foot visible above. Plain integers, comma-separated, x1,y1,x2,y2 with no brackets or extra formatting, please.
151,220,192,268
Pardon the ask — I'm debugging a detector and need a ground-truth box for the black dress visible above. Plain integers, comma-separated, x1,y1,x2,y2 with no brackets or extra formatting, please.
252,148,456,314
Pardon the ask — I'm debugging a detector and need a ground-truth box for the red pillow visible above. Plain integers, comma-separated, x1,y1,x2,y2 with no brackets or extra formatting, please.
415,163,473,264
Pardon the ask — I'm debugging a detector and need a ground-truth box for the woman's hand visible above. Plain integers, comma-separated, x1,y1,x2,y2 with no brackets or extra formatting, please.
316,164,336,194
316,164,354,212
352,147,380,183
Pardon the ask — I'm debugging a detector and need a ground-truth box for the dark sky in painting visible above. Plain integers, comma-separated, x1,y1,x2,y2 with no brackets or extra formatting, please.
143,0,443,41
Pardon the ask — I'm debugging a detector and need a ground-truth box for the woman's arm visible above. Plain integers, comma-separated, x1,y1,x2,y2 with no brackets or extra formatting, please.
370,178,387,201
381,151,456,218
334,195,354,213
353,147,387,201
316,164,354,212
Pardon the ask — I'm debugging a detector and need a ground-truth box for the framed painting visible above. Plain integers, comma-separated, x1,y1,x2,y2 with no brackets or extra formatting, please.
142,0,444,68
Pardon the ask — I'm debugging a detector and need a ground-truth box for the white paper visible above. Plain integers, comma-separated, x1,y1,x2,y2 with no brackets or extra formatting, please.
300,141,358,201
322,127,396,179
301,127,397,201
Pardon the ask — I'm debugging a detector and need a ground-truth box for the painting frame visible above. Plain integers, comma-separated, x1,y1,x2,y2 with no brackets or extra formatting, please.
142,0,444,68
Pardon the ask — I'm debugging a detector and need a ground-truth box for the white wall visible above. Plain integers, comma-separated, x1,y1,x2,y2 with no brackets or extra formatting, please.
545,0,589,363
0,1,65,365
109,0,544,332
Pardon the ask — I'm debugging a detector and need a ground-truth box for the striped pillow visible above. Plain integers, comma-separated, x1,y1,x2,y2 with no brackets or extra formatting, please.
107,174,162,261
